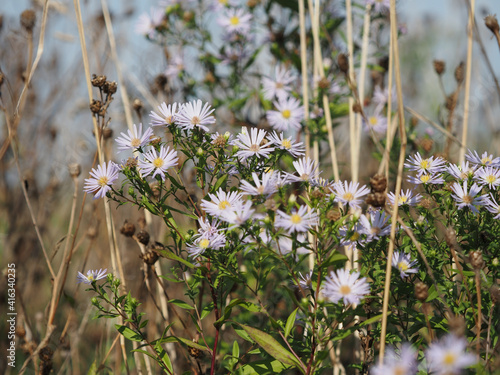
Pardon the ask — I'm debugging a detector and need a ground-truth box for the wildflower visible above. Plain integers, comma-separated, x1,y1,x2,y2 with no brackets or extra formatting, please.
164,55,184,79
218,8,252,35
322,268,370,305
407,173,445,185
239,172,278,196
150,102,178,127
275,206,319,234
266,96,305,132
135,7,164,38
138,145,178,180
262,65,295,100
465,149,500,167
234,127,275,160
387,189,422,206
404,152,447,176
450,181,487,214
366,0,390,13
210,132,233,147
77,269,108,284
364,112,387,134
276,233,310,259
219,200,255,227
372,85,396,112
267,131,305,158
332,181,371,209
446,161,476,181
84,161,119,199
187,233,226,258
176,100,216,132
485,193,500,219
294,270,313,289
474,166,500,189
359,209,391,241
371,344,418,375
201,189,244,218
115,123,154,152
425,334,477,375
339,222,366,249
287,157,320,183
392,251,419,278
193,217,224,241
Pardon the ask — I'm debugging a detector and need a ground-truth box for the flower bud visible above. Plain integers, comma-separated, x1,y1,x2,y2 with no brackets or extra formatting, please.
337,53,349,74
68,163,81,178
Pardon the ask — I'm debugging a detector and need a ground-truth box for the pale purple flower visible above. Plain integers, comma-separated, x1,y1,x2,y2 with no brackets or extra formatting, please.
239,172,278,196
446,161,476,182
465,149,500,167
364,112,388,134
233,127,275,160
267,131,305,158
218,8,252,35
387,189,422,206
407,173,445,185
359,209,391,241
115,123,153,152
322,268,370,305
426,334,477,375
392,251,419,279
84,161,119,199
219,200,255,227
275,206,319,234
262,65,295,101
201,189,244,218
176,100,216,132
138,145,178,180
474,166,500,189
77,268,108,284
187,233,226,258
371,344,418,375
485,193,500,219
150,102,179,127
405,152,447,176
135,7,164,38
332,181,371,209
450,181,487,214
266,96,305,132
287,157,320,183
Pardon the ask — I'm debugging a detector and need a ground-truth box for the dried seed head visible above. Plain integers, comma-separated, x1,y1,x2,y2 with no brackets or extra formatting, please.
469,250,484,270
264,198,278,211
326,208,341,221
91,74,107,88
140,250,159,265
454,62,464,84
445,227,458,249
337,53,349,74
102,128,113,140
247,0,260,8
310,188,325,200
120,221,136,237
352,102,362,114
484,14,500,35
204,71,216,84
16,325,26,338
39,346,53,362
212,134,227,147
448,315,465,336
415,282,428,302
132,98,143,112
370,174,387,193
445,94,456,111
20,9,36,32
136,230,150,246
149,135,161,147
318,77,330,90
68,163,81,178
188,346,201,358
420,138,434,152
410,116,418,128
126,157,138,169
89,99,103,115
433,60,445,76
489,285,500,305
87,226,98,239
365,192,386,208
154,73,168,91
103,80,117,95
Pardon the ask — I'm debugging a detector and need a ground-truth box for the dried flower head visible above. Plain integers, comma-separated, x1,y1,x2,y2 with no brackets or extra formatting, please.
91,74,107,88
20,9,36,32
485,14,500,35
433,60,445,76
337,53,349,74
120,221,136,237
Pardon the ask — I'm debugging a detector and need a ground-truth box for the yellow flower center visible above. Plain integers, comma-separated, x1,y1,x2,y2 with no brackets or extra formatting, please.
420,159,430,169
399,195,408,204
191,116,200,125
443,352,457,365
218,200,230,210
88,275,95,281
343,192,354,201
339,285,351,295
371,227,381,235
257,186,265,194
420,174,430,183
275,82,284,89
249,144,260,152
130,137,141,147
153,158,164,168
398,261,408,271
98,176,109,187
486,175,496,184
282,109,291,119
229,16,240,26
369,116,378,126
282,139,292,149
219,0,228,4
199,238,210,249
290,214,302,224
482,156,492,165
350,232,360,241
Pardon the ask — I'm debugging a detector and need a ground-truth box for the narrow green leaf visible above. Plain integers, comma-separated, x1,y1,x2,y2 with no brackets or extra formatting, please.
157,249,195,269
284,308,298,339
201,302,214,320
115,324,143,342
155,342,173,373
86,360,97,375
168,299,195,310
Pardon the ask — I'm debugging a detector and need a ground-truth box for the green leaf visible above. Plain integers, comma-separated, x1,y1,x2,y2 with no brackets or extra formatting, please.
212,174,228,192
115,324,143,342
155,342,173,373
168,299,195,310
201,302,214,320
157,249,195,269
237,324,305,372
86,360,97,375
175,336,211,352
238,359,291,374
284,308,298,339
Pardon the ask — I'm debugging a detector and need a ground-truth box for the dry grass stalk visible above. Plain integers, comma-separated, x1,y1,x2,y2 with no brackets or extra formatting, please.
298,0,311,160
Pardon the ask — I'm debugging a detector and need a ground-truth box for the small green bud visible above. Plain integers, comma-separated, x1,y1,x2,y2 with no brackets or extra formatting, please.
493,258,499,266
288,194,297,204
196,147,204,156
263,215,271,225
91,297,99,306
224,131,231,140
128,187,135,196
300,297,309,308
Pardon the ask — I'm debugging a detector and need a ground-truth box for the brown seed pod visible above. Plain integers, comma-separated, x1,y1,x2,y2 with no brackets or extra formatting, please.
136,230,150,246
369,174,387,193
415,282,428,302
20,9,36,32
365,192,386,208
120,221,136,237
433,60,445,76
91,74,107,88
469,250,484,270
454,62,464,84
485,14,500,35
337,53,349,74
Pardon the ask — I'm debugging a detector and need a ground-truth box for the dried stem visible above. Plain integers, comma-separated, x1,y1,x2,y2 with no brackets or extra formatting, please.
298,0,310,160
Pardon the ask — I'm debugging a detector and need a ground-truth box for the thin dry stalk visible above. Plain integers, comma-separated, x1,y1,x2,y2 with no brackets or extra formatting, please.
298,0,311,159
459,0,475,163
379,0,407,362
346,0,356,184
474,270,482,356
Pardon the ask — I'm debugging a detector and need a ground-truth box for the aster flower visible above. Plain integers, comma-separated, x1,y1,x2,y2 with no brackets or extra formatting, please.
275,206,319,234
267,131,305,158
339,222,367,249
187,233,226,258
287,157,320,183
201,189,244,218
115,123,153,152
164,55,184,80
391,251,419,279
372,85,396,112
294,269,313,290
446,161,476,181
210,132,233,147
176,100,216,132
404,152,447,176
233,127,275,160
77,268,108,284
359,209,391,241
84,161,119,199
474,166,500,189
371,344,418,375
138,145,178,180
387,189,422,206
322,268,370,305
218,8,252,35
407,173,445,185
364,113,388,134
331,181,371,209
239,172,278,196
450,181,487,214
135,7,164,38
366,0,390,13
276,233,309,259
485,193,500,219
193,217,224,241
150,102,179,127
266,96,305,132
465,149,500,167
425,334,477,375
219,200,255,227
262,65,295,100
